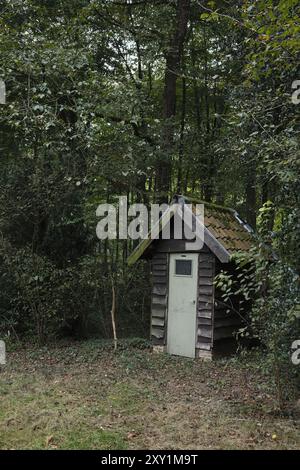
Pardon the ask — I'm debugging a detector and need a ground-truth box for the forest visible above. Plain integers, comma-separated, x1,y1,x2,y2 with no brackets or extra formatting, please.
0,0,300,448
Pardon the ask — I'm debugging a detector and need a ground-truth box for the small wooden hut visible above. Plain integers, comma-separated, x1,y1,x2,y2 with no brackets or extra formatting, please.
128,195,255,359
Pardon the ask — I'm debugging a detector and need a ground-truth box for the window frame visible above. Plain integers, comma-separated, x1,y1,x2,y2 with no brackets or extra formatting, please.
174,258,193,277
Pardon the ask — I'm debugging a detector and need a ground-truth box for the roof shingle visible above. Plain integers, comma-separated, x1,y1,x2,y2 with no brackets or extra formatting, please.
127,196,256,265
203,204,254,254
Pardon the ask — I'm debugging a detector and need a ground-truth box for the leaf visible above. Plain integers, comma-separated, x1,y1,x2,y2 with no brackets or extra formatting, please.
45,435,54,446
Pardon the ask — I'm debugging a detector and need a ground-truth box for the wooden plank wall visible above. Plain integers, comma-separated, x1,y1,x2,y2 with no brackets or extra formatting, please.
150,253,168,345
150,246,217,354
196,247,215,353
149,243,245,355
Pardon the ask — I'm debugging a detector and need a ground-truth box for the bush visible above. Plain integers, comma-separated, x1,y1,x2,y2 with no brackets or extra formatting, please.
215,204,300,409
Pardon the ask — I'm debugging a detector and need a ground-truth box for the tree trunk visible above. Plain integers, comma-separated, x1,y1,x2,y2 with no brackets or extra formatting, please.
110,278,117,351
156,0,191,202
246,163,257,228
177,72,186,193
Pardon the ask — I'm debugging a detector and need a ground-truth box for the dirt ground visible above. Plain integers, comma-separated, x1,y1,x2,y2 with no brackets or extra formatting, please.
0,340,299,450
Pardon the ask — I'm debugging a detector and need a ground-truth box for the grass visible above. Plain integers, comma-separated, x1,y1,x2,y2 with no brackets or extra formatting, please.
0,340,299,450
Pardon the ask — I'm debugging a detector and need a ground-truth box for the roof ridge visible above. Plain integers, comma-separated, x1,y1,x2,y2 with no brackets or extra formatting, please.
176,194,235,214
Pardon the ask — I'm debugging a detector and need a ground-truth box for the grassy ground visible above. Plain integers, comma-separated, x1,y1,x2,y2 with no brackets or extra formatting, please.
0,340,299,450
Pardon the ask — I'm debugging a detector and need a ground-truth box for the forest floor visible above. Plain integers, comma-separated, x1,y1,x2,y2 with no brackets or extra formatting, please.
0,340,299,450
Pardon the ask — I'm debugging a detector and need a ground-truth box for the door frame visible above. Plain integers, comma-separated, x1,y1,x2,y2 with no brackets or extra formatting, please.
166,253,198,358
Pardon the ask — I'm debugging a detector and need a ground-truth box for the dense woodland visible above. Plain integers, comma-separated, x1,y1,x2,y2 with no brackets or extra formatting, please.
0,0,299,400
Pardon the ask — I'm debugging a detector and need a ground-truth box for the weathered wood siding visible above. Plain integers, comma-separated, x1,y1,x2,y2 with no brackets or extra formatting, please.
150,253,168,345
155,239,196,253
145,213,249,358
196,247,215,353
150,244,217,355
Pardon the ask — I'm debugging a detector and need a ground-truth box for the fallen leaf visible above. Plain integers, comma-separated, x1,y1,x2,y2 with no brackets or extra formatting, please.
45,435,54,446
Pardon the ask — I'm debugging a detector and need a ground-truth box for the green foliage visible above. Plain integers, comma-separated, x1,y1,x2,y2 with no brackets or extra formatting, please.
215,204,300,407
0,0,298,398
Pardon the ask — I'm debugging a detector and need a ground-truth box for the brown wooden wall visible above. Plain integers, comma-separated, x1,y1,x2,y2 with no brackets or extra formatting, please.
150,243,217,355
150,252,168,345
196,248,215,353
149,243,244,355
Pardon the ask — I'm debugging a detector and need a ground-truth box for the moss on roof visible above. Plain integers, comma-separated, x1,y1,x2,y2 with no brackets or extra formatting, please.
182,196,254,254
127,196,255,265
203,205,254,254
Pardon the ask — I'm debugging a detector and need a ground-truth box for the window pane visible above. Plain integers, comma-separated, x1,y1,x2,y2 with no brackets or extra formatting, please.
175,259,192,276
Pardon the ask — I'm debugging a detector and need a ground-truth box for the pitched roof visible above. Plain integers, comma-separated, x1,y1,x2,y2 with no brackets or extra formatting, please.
127,196,255,266
203,204,254,254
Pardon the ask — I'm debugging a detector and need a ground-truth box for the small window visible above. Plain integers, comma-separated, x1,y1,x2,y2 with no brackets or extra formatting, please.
175,259,192,276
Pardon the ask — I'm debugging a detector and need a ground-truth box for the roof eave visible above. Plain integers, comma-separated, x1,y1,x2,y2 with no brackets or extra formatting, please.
127,204,232,265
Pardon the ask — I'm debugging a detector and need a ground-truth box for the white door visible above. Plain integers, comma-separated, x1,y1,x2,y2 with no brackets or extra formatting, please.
167,253,198,358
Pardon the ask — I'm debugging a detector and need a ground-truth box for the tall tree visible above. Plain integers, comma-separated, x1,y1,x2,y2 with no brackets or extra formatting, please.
156,0,191,201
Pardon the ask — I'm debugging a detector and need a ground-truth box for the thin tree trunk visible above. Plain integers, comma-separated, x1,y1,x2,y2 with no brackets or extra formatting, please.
110,277,117,351
177,72,186,193
156,0,191,202
203,26,213,202
246,161,257,228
